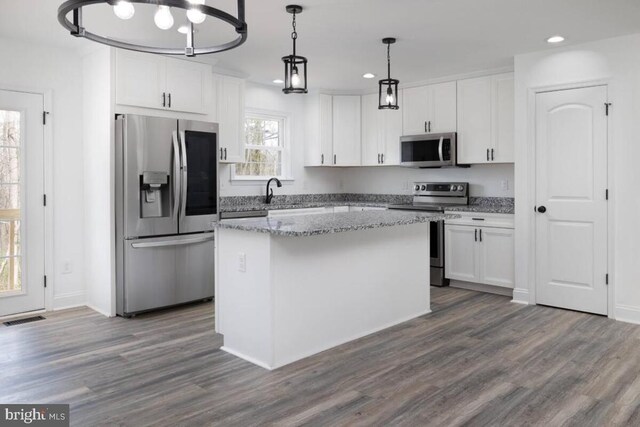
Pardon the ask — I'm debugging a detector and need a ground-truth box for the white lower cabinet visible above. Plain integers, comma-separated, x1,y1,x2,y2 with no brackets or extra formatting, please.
445,216,515,289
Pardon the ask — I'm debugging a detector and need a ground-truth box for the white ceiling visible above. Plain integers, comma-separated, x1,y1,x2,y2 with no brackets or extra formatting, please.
2,0,640,91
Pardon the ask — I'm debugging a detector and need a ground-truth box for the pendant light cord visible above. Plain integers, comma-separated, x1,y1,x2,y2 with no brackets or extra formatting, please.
387,42,391,79
291,12,297,56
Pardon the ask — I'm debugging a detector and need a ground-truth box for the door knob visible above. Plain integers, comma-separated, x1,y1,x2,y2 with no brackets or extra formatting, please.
537,206,547,213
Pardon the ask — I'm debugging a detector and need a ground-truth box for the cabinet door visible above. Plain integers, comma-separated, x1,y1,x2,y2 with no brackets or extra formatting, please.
115,50,166,110
381,90,402,165
361,93,381,166
445,225,480,282
479,227,515,288
428,81,457,133
304,94,332,166
165,58,211,114
457,76,492,164
402,85,430,135
216,75,245,163
332,96,361,166
491,73,514,163
319,94,334,166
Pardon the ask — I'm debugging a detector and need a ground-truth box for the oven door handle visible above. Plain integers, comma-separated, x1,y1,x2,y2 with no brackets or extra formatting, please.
438,136,444,163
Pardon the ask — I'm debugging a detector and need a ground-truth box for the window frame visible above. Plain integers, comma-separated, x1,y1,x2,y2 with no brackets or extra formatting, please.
231,108,293,183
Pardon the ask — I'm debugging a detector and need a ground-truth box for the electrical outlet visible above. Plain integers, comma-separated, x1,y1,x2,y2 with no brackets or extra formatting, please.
238,253,246,273
500,180,509,191
62,261,72,274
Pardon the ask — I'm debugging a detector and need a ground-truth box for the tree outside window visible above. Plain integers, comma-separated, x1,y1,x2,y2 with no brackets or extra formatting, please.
234,112,288,179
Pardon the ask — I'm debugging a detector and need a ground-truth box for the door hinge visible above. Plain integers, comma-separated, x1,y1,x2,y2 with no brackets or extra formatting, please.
44,275,47,288
606,189,609,200
43,194,47,206
605,103,612,116
606,274,609,285
43,111,49,125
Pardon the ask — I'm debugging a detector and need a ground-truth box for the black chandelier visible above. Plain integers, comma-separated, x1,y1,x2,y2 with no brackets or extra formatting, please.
57,0,248,57
379,37,399,110
282,5,308,94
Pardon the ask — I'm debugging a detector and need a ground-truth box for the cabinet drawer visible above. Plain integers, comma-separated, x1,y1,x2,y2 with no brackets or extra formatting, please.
444,211,514,229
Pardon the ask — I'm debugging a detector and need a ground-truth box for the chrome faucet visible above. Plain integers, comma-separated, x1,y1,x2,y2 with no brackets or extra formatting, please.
265,177,282,204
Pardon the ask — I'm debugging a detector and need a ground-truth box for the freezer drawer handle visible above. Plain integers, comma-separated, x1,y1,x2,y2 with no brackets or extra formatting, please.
131,235,214,249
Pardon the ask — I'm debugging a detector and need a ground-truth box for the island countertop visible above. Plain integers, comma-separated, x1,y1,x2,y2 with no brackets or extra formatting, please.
216,210,460,237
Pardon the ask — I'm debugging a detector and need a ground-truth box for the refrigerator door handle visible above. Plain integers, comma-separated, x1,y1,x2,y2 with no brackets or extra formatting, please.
131,235,214,249
179,131,188,224
172,131,181,220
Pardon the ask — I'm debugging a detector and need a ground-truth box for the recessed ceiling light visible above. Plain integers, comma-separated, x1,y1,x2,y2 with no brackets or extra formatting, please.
362,73,376,79
547,35,565,44
273,79,284,84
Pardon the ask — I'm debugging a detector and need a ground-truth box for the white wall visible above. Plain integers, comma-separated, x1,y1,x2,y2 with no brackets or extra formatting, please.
514,34,640,322
219,82,343,197
0,37,85,310
341,164,514,197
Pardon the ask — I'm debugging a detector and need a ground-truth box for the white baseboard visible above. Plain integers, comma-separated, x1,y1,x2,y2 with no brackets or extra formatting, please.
221,346,275,370
85,303,113,317
52,291,86,311
512,288,530,305
450,280,513,297
615,304,640,325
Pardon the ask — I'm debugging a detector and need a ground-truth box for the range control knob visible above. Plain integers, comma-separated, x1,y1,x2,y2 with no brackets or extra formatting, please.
421,185,427,191
450,184,457,191
457,185,464,192
414,185,421,191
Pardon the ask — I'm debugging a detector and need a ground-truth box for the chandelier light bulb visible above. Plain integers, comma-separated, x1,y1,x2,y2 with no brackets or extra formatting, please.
385,87,395,104
291,68,302,88
154,6,174,30
113,1,135,20
187,0,207,24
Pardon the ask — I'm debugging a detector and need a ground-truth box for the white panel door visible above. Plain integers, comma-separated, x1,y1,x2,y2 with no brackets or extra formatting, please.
479,227,515,288
165,58,209,114
332,96,361,166
428,81,457,133
115,50,166,110
402,85,430,135
457,76,492,164
445,225,479,282
0,90,45,317
535,86,608,315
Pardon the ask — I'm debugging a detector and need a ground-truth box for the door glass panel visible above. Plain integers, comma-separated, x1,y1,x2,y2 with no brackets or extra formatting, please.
184,130,217,216
0,110,22,294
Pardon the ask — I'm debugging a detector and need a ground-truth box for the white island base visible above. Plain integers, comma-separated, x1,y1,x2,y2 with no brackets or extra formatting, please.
216,222,431,370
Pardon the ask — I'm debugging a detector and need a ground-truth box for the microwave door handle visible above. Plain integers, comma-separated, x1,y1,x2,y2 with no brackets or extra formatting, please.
438,136,444,162
179,131,188,222
171,131,181,220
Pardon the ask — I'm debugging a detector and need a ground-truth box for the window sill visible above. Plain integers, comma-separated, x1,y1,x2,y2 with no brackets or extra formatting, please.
230,177,294,185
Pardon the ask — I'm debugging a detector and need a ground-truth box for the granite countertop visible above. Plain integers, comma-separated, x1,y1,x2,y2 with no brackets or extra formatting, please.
444,205,514,214
220,201,388,213
216,210,460,237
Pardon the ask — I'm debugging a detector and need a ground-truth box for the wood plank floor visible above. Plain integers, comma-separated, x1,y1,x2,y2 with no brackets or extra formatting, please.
2,287,640,426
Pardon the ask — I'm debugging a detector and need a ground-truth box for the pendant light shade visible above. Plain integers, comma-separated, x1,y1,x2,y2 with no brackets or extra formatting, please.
379,38,399,110
282,5,308,94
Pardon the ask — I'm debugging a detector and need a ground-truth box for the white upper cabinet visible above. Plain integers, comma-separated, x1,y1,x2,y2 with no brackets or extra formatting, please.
361,92,402,166
215,74,245,163
115,50,212,115
304,94,333,166
332,95,361,166
457,73,514,164
402,81,456,135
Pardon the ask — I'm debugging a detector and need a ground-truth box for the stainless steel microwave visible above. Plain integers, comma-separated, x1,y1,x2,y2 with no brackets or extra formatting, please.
400,132,457,168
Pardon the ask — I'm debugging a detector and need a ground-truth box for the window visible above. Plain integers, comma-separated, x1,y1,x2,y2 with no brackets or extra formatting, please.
233,111,290,180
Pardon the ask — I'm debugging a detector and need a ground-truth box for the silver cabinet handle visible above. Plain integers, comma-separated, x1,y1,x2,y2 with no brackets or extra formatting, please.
162,92,166,107
486,148,490,161
321,154,324,165
424,121,428,132
220,148,223,160
475,229,478,242
479,229,482,242
381,153,384,164
167,93,172,108
491,148,494,161
132,235,214,249
224,148,227,160
334,154,336,165
378,154,381,164
428,121,432,133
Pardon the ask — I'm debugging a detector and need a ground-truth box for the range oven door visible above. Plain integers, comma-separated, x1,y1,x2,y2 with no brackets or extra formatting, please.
400,132,456,168
178,120,219,234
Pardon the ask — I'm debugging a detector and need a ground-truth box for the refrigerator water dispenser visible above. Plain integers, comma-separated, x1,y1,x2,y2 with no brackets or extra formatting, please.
140,171,169,218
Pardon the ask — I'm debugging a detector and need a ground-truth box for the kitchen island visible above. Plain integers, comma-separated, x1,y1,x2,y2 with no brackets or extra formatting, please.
215,210,459,369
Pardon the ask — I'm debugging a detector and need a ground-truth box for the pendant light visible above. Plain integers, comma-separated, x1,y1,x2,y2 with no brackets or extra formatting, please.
282,5,308,94
379,37,399,110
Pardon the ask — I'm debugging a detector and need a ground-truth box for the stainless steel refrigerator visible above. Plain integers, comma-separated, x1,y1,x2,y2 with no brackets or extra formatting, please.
115,114,218,317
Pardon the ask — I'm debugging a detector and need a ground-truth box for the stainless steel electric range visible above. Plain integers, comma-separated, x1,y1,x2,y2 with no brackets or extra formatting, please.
388,182,469,287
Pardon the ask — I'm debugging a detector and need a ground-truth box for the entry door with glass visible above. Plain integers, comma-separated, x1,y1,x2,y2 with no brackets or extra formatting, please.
0,90,45,317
